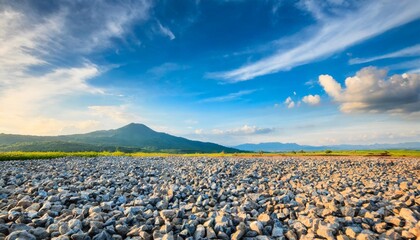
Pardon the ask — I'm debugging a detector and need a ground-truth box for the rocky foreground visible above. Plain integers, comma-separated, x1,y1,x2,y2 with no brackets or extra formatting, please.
0,157,419,240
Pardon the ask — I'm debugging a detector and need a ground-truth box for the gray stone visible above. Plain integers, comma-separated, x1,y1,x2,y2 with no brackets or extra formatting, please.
5,230,36,240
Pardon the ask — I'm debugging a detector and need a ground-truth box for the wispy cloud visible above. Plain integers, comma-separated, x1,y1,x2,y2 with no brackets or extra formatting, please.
200,89,257,103
211,0,420,82
64,1,152,52
157,21,176,40
0,1,153,135
387,58,420,73
88,105,143,123
350,44,420,64
146,62,187,77
195,125,275,136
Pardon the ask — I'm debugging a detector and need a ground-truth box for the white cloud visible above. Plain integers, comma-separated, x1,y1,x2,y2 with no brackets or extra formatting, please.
58,1,152,52
147,62,187,77
209,125,275,136
212,0,420,82
194,129,203,134
88,105,142,124
350,44,420,64
319,75,342,99
386,58,420,73
0,10,61,77
201,89,257,103
319,67,420,114
302,94,321,105
284,97,295,108
0,2,152,135
157,21,176,40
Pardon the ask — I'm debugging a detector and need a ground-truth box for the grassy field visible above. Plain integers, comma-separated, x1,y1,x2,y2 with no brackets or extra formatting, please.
0,149,419,161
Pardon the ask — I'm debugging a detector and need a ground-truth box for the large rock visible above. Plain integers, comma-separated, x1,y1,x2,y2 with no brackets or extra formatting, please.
160,210,178,221
399,208,418,224
5,230,36,240
231,222,246,240
250,221,263,235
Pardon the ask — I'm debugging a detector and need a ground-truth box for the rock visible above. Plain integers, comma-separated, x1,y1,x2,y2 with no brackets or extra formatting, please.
5,230,36,240
374,222,387,233
17,199,32,209
52,236,70,240
112,235,122,240
384,216,403,227
399,208,418,224
71,232,90,240
285,230,298,240
162,231,174,240
400,181,409,190
356,230,376,240
160,210,178,221
92,230,112,240
231,222,246,240
206,227,217,239
47,224,59,234
250,221,263,235
139,231,152,240
0,224,9,235
271,222,284,237
30,227,49,239
402,230,416,239
59,223,70,235
89,206,101,214
337,235,350,240
115,224,129,236
1,156,419,240
127,227,140,237
257,213,271,225
217,231,230,240
215,214,229,224
408,226,420,237
69,219,82,230
153,230,164,239
341,207,356,217
194,225,206,239
345,226,363,239
317,226,335,240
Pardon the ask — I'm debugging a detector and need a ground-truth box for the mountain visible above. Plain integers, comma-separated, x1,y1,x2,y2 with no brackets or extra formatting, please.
234,142,324,152
0,123,239,153
234,142,420,152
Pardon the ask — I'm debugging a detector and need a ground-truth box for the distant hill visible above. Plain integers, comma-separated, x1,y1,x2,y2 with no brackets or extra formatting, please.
234,142,420,152
0,123,239,153
234,142,324,152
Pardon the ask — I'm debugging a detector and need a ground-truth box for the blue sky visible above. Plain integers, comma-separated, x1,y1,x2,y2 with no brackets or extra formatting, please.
0,0,419,146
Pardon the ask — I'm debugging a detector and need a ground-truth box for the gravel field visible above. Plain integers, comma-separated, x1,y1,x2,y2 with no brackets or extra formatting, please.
0,156,419,240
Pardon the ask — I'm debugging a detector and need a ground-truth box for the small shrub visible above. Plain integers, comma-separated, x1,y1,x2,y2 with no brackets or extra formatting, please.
380,151,390,156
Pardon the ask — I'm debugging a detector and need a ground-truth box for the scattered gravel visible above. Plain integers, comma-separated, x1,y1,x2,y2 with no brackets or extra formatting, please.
0,156,419,240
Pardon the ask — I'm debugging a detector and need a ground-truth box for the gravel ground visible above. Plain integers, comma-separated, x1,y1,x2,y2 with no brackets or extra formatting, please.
0,156,419,240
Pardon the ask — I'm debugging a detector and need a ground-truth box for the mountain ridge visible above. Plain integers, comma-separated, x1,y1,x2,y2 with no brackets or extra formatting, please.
0,123,239,153
234,141,420,152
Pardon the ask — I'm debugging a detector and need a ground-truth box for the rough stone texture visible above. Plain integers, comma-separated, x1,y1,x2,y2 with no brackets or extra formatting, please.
0,156,419,239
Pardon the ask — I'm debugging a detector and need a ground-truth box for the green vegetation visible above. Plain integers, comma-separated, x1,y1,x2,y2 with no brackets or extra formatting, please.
0,123,239,153
0,149,418,161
